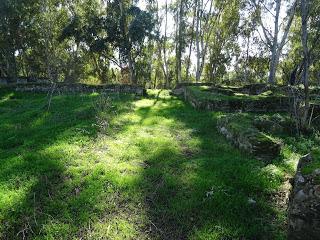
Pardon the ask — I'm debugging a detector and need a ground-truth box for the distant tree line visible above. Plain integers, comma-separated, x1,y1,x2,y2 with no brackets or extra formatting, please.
0,0,319,88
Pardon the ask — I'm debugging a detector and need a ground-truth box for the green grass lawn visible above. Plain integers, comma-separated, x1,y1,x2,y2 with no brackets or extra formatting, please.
0,88,297,239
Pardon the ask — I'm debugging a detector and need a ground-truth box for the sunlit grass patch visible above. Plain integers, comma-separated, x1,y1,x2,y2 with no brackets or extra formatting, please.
0,88,303,239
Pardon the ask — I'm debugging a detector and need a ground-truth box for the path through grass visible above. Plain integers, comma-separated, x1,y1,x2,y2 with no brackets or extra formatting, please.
0,88,294,239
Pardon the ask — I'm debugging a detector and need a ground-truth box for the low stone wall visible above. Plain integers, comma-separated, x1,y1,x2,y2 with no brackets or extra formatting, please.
0,77,50,85
217,114,282,162
175,82,216,88
181,87,290,113
288,153,320,239
10,83,145,96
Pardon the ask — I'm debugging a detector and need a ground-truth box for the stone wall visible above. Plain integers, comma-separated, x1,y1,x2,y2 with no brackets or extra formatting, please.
0,76,50,85
3,82,145,96
217,114,282,162
288,153,320,239
175,82,216,88
178,86,290,113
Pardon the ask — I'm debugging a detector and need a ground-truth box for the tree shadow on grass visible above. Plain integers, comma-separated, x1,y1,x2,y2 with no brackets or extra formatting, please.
0,90,138,239
0,89,288,239
133,94,288,239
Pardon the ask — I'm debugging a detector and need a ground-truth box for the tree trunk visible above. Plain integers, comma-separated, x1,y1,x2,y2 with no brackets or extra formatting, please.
176,0,184,84
255,0,297,85
128,52,136,85
163,0,169,87
301,0,310,126
195,0,214,82
268,48,279,84
186,0,197,81
244,35,250,82
195,0,201,82
8,49,17,81
268,0,280,85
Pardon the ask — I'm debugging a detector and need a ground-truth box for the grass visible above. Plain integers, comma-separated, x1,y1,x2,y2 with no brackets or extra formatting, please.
301,149,320,175
0,87,301,239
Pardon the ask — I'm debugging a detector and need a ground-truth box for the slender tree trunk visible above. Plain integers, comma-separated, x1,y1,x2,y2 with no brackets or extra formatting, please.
269,49,281,85
244,35,250,82
156,0,169,87
195,0,202,82
176,0,184,84
301,0,310,126
195,0,214,82
128,52,136,84
163,0,169,87
186,0,197,81
268,0,280,85
8,49,17,81
254,0,296,85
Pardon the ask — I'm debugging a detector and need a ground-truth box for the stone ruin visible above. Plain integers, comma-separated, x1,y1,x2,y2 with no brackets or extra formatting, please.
0,77,146,96
0,76,49,85
14,83,145,96
288,153,320,239
174,83,320,238
217,114,282,162
173,83,291,113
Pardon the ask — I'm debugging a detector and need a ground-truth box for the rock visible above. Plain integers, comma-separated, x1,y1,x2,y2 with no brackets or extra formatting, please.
294,190,308,202
0,78,8,85
313,169,320,175
172,87,185,96
297,153,313,169
248,198,256,205
295,173,305,185
314,185,320,198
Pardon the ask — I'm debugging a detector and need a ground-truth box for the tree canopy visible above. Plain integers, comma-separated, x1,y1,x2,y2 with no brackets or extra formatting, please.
0,0,318,88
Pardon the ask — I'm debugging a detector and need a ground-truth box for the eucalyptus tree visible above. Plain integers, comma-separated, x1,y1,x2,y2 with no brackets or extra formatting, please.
149,0,170,87
191,0,241,82
185,0,197,82
194,0,217,82
104,1,154,84
252,0,297,84
171,0,187,84
205,0,241,83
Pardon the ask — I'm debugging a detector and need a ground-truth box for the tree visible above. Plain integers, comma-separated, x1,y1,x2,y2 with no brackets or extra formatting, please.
61,1,154,85
252,0,297,84
175,0,186,84
0,0,41,80
205,0,240,83
300,0,310,127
